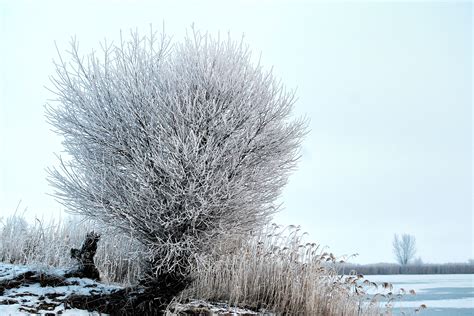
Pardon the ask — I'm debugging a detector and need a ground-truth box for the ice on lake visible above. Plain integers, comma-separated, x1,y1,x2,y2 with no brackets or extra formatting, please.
366,274,474,315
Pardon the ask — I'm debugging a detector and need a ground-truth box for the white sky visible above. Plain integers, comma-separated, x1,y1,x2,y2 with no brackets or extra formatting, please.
0,0,472,264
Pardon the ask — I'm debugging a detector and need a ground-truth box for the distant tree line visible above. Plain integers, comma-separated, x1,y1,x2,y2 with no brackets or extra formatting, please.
337,233,474,275
339,262,474,275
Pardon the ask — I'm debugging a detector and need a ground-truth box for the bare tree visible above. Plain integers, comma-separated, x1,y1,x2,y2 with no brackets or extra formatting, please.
45,28,306,309
393,234,417,265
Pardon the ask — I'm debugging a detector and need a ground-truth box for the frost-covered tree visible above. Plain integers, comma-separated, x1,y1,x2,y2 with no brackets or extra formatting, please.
46,28,306,305
393,234,417,265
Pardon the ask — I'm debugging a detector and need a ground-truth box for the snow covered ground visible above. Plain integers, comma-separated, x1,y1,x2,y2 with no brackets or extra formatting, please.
0,262,262,315
0,262,121,315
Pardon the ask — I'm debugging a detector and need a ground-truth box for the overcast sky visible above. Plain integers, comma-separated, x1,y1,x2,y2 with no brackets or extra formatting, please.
0,0,472,264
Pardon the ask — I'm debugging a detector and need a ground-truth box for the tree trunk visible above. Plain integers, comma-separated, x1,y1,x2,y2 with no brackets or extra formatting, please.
65,248,192,314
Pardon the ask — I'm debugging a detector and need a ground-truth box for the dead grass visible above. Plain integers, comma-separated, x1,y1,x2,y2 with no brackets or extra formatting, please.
182,224,381,315
0,214,144,285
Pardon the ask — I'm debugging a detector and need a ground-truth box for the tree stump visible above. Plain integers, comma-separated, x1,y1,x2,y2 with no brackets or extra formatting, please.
61,234,192,314
64,232,101,281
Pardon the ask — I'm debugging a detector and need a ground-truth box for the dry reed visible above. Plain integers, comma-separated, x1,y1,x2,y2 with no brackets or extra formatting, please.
181,224,381,315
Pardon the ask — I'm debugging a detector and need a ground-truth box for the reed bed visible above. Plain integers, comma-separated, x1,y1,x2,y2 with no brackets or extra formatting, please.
182,224,380,315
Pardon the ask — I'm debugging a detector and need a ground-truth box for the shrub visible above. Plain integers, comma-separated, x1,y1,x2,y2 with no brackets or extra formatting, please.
45,27,306,306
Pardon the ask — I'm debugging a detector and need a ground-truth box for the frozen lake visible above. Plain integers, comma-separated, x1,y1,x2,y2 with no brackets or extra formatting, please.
365,274,474,315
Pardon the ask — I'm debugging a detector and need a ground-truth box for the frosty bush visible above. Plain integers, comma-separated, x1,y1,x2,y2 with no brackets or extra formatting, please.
46,28,306,292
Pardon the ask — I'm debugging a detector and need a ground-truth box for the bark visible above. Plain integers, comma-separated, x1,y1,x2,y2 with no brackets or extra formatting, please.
64,245,192,314
64,232,101,281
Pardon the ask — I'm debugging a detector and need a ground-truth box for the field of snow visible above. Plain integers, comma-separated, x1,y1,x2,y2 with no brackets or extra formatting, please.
0,262,121,315
366,274,474,315
0,262,261,315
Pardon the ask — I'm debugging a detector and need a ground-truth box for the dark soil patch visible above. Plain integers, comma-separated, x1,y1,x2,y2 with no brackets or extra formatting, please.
45,292,66,300
19,306,38,313
84,283,98,288
11,291,38,297
37,301,60,311
0,298,18,305
0,271,68,291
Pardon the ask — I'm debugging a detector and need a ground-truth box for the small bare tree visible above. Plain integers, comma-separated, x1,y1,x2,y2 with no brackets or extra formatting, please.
46,28,306,310
393,234,417,265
